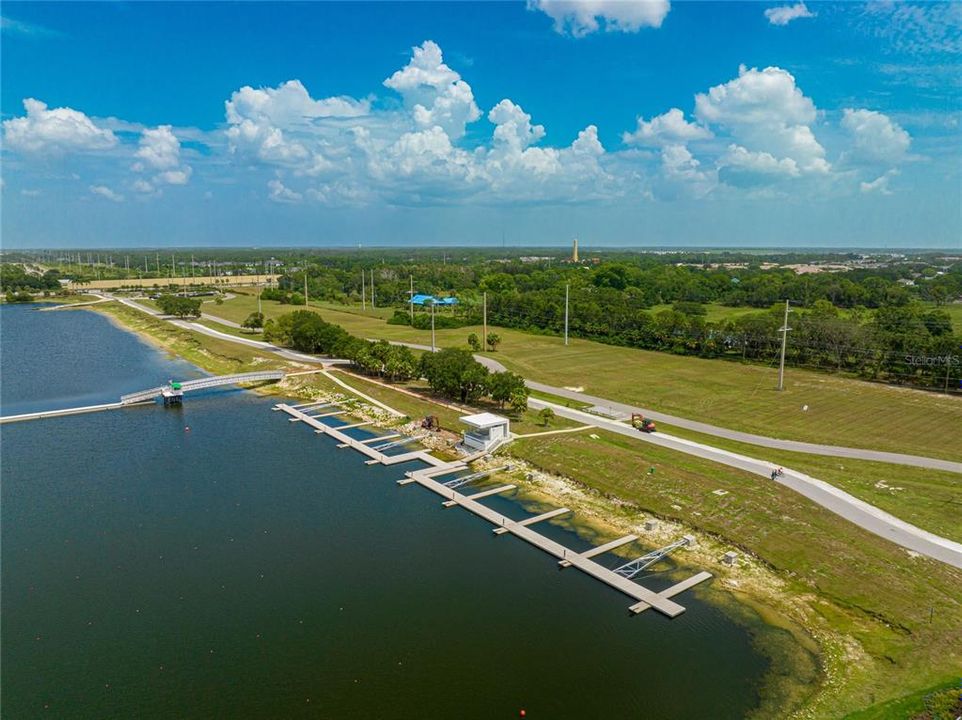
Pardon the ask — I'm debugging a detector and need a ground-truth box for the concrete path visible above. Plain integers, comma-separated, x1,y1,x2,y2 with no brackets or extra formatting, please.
89,304,962,567
466,352,961,474
527,397,962,570
106,295,342,366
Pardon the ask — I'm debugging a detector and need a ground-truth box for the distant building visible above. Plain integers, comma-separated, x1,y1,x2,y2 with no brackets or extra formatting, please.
572,238,579,263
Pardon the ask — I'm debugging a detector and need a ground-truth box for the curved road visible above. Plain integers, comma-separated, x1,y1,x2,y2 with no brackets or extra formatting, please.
90,303,962,568
467,354,962,474
527,397,962,570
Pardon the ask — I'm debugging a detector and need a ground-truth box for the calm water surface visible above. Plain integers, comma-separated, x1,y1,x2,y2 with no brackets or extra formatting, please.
2,303,777,718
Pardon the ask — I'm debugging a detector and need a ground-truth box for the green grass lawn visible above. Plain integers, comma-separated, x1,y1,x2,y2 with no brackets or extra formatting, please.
94,302,289,375
330,369,578,437
932,301,962,333
210,295,962,462
646,302,764,322
653,420,962,543
511,428,962,719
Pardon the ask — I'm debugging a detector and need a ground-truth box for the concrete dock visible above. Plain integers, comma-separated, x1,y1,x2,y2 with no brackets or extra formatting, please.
275,402,712,618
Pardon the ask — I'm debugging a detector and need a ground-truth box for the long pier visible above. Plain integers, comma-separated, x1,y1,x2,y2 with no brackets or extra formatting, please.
275,402,712,618
1,371,288,424
0,400,153,424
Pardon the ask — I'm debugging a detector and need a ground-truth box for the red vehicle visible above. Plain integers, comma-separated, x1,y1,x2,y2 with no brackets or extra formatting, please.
631,414,656,433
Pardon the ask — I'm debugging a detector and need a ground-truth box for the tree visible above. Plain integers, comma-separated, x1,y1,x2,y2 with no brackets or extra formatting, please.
242,311,264,332
509,388,529,415
489,371,526,408
419,347,489,403
467,332,481,351
156,294,201,318
486,332,502,352
538,407,555,426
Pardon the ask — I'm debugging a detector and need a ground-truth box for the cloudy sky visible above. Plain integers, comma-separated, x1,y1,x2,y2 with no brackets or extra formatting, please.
1,1,960,248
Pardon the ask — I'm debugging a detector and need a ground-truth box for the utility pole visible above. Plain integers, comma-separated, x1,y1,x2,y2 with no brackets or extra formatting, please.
370,269,375,309
431,300,436,353
361,269,366,310
564,283,570,346
156,253,160,277
483,291,487,350
409,275,414,323
304,272,309,307
777,299,791,391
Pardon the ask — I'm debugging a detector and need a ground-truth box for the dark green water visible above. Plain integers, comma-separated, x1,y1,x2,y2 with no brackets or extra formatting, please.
2,303,777,718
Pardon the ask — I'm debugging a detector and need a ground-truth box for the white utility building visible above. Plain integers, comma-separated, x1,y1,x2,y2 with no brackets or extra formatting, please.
459,412,510,453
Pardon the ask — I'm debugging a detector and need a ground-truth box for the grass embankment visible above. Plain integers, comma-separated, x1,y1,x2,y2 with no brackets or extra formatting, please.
527,385,962,543
653,421,962,544
86,301,962,717
91,301,291,375
510,428,962,719
330,370,580,437
208,293,962,462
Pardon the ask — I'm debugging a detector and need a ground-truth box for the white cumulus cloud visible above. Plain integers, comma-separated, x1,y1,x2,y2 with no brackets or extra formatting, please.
3,98,117,153
623,108,712,146
136,125,181,169
841,108,911,165
134,125,192,187
764,2,816,26
695,65,829,175
528,0,670,37
226,79,368,166
383,40,480,140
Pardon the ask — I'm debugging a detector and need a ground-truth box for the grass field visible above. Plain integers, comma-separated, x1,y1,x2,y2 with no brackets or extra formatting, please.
646,302,765,322
654,420,962,543
93,299,962,717
93,302,290,375
209,293,962,462
510,428,962,719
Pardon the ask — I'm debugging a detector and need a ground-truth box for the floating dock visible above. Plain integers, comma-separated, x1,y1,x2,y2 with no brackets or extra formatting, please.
274,402,712,618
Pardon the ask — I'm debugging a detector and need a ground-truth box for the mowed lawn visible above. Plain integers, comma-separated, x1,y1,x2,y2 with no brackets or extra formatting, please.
208,293,962,462
511,429,962,719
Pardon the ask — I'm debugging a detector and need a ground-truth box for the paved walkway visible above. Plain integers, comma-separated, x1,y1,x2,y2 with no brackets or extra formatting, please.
91,303,962,568
527,397,962,570
108,295,340,366
469,354,962,473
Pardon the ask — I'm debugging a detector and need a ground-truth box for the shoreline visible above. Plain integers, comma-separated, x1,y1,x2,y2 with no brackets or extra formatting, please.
78,299,951,719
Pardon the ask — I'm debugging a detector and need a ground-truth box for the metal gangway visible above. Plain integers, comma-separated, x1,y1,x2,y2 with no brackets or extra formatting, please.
371,434,428,452
612,536,693,580
443,465,512,490
120,370,286,405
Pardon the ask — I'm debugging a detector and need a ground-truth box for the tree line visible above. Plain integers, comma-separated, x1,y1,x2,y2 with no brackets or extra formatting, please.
273,254,961,392
263,310,529,409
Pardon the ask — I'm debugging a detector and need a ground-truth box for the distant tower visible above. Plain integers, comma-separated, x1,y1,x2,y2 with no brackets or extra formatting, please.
572,238,579,263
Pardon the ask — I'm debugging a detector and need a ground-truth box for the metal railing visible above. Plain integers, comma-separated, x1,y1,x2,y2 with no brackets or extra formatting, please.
120,370,285,404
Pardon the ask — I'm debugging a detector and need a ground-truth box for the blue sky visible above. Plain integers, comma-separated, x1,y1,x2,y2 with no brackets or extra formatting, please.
1,1,960,248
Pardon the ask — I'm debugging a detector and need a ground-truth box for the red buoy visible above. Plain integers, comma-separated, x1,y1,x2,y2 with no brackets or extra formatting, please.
519,711,526,718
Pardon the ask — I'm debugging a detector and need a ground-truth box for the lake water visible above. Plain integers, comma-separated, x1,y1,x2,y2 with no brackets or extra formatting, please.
1,303,788,718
